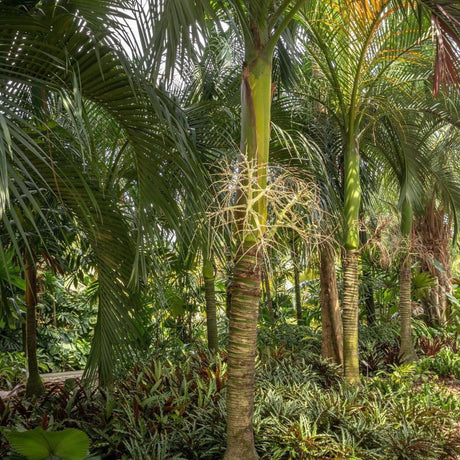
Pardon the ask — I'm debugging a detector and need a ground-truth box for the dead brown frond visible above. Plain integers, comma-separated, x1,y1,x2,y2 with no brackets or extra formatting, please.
427,2,460,96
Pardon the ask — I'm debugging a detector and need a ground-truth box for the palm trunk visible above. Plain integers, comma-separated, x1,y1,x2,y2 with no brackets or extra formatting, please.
224,2,307,454
203,249,218,352
262,263,275,324
319,243,343,366
342,250,360,382
360,230,376,325
342,131,361,384
399,199,416,361
224,51,272,460
291,238,302,325
24,253,45,397
225,241,261,460
399,253,416,361
416,196,451,326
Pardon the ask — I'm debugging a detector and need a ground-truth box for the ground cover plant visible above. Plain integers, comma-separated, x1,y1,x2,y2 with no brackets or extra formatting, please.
1,326,460,459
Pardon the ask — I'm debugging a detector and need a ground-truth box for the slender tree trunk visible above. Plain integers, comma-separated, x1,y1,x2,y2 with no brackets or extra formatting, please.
359,230,376,325
226,280,232,318
22,323,27,355
342,131,361,384
363,274,376,326
399,199,416,361
261,263,275,324
399,253,416,361
225,246,233,318
319,243,343,366
24,253,45,397
342,250,360,382
203,249,218,352
53,301,57,327
291,238,302,325
225,49,272,460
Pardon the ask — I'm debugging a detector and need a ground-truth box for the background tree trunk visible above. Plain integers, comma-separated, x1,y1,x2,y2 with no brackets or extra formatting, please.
262,263,275,325
399,252,416,361
24,253,45,397
359,230,376,325
399,199,417,361
320,243,343,366
203,250,218,352
291,237,302,325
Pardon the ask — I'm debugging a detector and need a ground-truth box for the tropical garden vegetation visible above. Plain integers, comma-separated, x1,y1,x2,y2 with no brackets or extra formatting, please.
1,0,460,458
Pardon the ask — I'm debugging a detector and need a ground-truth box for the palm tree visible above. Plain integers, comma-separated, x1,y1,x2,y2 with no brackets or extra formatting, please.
151,1,313,455
369,116,422,362
0,0,214,385
0,190,75,396
221,4,305,455
368,74,460,356
298,0,460,383
413,127,460,326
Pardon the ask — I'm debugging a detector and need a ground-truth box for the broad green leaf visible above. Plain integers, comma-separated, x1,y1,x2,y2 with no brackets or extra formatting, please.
4,427,90,460
3,428,49,460
45,429,90,460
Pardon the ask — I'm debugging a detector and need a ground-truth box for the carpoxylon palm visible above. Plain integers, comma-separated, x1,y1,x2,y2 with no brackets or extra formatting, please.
148,1,310,456
367,115,420,361
0,183,79,396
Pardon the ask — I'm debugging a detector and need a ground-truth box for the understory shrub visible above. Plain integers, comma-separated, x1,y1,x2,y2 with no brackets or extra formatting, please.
0,353,27,390
417,348,460,380
359,322,401,374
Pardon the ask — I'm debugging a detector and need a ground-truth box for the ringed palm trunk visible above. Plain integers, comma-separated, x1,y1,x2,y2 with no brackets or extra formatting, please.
202,247,218,352
320,242,343,366
360,230,376,325
342,131,361,384
224,52,272,460
399,199,416,361
224,3,307,455
24,252,45,397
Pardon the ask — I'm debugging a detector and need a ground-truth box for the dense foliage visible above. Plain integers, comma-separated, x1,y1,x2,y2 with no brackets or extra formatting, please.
1,0,460,458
